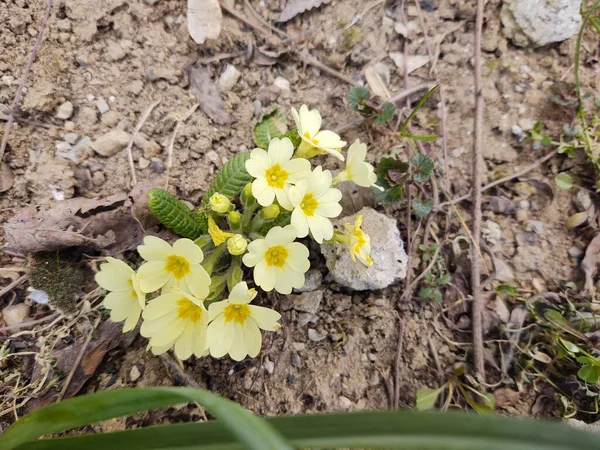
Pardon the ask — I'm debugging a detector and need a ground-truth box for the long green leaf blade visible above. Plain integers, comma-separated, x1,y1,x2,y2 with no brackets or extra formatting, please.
400,84,439,136
0,388,291,450
14,410,600,450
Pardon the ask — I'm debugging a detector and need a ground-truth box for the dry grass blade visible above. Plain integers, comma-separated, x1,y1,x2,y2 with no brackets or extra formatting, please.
582,234,600,297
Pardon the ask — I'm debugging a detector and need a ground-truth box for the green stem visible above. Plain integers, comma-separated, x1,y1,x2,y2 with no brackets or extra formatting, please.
202,245,227,276
241,203,259,233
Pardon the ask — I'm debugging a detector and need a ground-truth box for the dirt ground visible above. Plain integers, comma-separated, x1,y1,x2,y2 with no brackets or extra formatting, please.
1,0,600,432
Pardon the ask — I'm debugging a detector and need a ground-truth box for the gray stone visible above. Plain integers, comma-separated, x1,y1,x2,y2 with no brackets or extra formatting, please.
263,358,274,374
96,97,110,114
273,76,291,95
55,141,72,153
297,313,315,327
63,132,78,144
56,19,72,32
151,157,165,173
292,290,323,314
218,64,241,92
565,419,600,433
321,207,408,291
501,0,582,47
55,101,73,120
494,259,515,282
294,269,322,292
252,100,262,116
291,354,302,368
308,328,326,342
292,342,305,351
138,157,150,169
2,304,30,326
91,129,130,157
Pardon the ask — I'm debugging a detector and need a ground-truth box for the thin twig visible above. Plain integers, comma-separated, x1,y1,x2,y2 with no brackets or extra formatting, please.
438,148,558,209
0,275,27,298
57,316,100,402
299,52,357,86
0,313,60,334
125,99,161,187
165,122,181,191
243,0,289,38
393,319,404,409
471,0,486,384
0,0,53,168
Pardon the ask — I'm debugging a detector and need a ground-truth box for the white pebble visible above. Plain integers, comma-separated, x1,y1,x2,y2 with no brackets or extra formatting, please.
96,97,110,114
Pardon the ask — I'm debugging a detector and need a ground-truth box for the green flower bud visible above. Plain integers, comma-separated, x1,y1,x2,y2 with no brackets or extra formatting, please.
227,234,248,256
209,193,232,214
241,183,257,207
228,210,242,225
262,204,280,220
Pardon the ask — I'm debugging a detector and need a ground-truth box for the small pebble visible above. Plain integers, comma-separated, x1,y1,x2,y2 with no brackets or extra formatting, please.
511,125,523,136
338,396,353,410
2,304,30,326
263,358,274,374
56,19,71,32
64,121,75,131
138,157,150,169
130,365,141,382
55,101,73,120
96,97,110,114
291,354,302,368
218,64,241,92
292,342,305,351
55,141,72,153
252,100,262,117
308,328,326,342
63,132,78,144
206,150,219,164
297,313,314,327
86,94,95,102
273,76,291,95
150,157,165,173
568,246,584,259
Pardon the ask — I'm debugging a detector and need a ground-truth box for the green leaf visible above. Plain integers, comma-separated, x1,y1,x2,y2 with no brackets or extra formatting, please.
253,108,288,149
347,86,371,112
555,172,573,190
284,129,302,148
202,152,253,206
148,188,204,239
375,157,410,183
495,283,517,296
413,198,433,218
400,84,439,136
17,407,600,450
432,289,443,303
558,337,581,354
437,273,451,286
418,287,433,298
260,211,292,234
541,136,552,146
411,153,435,183
416,387,444,411
374,184,404,204
0,388,291,450
405,133,438,141
578,365,600,383
373,102,396,124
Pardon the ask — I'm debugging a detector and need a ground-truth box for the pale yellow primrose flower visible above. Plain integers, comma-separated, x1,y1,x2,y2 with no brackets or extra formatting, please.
95,257,146,332
288,166,342,244
209,193,232,213
242,225,310,294
137,236,211,299
141,284,209,359
333,139,383,190
245,137,311,208
345,215,373,267
206,281,281,361
227,234,248,256
208,215,234,246
291,105,346,161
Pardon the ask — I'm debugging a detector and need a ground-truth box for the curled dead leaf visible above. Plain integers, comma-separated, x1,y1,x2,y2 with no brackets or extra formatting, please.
0,162,14,193
482,196,516,215
565,211,589,230
187,0,222,44
389,52,430,75
365,65,390,100
2,195,144,255
582,234,600,296
189,67,230,125
278,0,332,22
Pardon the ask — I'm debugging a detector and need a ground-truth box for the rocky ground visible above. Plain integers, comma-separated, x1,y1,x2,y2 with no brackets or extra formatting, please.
1,0,600,431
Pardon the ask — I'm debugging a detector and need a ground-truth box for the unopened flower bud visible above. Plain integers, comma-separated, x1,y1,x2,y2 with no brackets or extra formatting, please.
262,204,280,220
227,234,248,256
209,193,231,213
241,183,257,207
228,210,242,225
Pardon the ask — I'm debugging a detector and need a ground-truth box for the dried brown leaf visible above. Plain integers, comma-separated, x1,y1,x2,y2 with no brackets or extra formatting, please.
0,162,14,193
278,0,332,22
493,387,520,407
2,195,143,254
187,0,222,44
189,67,230,125
365,66,391,100
126,179,166,232
482,196,516,215
389,52,430,75
582,234,600,296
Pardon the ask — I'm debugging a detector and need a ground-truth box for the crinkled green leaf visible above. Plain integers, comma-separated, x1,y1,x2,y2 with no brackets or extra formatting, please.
373,102,396,125
203,152,252,206
413,198,433,218
374,184,404,204
411,153,435,183
347,86,371,113
253,108,288,149
148,188,203,239
555,173,573,190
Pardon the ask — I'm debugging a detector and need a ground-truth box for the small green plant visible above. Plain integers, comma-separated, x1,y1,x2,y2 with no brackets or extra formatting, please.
416,243,450,303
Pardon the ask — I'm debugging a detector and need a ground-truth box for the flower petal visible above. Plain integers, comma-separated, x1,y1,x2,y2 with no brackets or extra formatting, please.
284,158,312,182
192,318,209,357
249,305,281,331
173,239,204,264
243,319,263,358
228,281,253,304
103,290,135,322
174,322,195,360
137,261,172,293
140,309,179,337
138,236,173,262
254,260,275,291
228,323,249,361
142,293,180,320
269,137,293,165
246,148,270,177
208,299,227,321
96,258,135,291
291,207,309,238
275,188,293,211
299,105,321,137
147,318,186,347
184,264,211,299
207,315,234,358
252,178,276,207
266,224,297,245
122,302,142,332
286,242,310,272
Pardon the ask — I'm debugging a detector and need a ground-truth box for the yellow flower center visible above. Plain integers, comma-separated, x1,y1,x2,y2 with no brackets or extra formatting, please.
265,245,288,268
177,298,203,322
303,131,319,146
352,229,367,254
300,193,319,216
224,303,251,324
165,255,190,280
265,164,289,189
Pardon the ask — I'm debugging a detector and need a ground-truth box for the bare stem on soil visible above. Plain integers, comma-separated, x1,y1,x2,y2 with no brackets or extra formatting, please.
471,0,486,384
126,99,161,187
0,0,53,169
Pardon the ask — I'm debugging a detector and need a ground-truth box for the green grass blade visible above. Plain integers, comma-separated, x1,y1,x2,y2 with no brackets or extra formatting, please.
399,84,439,136
14,410,600,450
0,388,291,450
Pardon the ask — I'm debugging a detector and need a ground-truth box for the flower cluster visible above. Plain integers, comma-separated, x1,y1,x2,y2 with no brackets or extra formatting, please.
96,105,377,361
